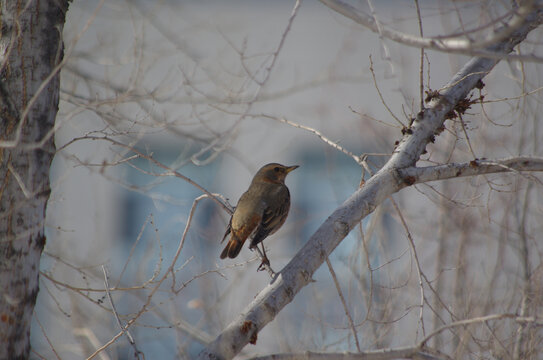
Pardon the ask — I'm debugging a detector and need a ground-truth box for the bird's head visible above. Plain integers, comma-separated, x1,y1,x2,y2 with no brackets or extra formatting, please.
253,163,299,184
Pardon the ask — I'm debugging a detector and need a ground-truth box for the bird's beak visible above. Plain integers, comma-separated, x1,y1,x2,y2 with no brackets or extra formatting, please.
286,165,299,173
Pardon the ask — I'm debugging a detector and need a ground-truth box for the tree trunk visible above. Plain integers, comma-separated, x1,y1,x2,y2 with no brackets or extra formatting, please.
0,1,68,358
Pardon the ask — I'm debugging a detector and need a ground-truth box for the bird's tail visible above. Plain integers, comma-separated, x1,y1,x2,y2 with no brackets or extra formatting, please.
220,238,243,259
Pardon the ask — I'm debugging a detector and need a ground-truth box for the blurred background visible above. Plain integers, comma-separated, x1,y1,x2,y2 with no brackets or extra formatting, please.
33,1,543,359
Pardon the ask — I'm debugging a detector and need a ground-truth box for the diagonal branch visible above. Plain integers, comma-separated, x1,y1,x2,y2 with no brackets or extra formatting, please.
197,6,543,360
319,0,543,62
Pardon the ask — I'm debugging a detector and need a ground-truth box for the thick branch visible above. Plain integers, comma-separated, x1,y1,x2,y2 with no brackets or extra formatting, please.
397,157,543,185
249,346,448,360
197,6,543,360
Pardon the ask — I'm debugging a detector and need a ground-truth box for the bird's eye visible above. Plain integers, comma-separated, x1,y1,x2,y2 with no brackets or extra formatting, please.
274,167,280,172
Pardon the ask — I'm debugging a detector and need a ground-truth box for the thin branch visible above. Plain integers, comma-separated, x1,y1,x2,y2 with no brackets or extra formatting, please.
192,0,302,165
390,198,426,338
259,114,366,165
58,134,232,213
366,0,394,76
513,184,533,360
414,0,425,111
419,313,543,347
369,55,404,127
325,258,361,351
33,316,61,360
172,194,227,292
458,114,476,158
101,266,143,360
257,0,302,88
116,214,162,288
88,194,217,359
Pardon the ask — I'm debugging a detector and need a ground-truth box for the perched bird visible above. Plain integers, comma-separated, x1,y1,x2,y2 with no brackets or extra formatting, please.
220,163,298,260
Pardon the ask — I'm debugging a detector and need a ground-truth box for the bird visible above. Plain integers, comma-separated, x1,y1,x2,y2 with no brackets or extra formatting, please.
220,163,298,261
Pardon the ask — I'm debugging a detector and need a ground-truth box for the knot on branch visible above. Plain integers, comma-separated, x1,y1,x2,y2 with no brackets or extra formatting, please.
240,321,258,345
445,93,483,120
402,175,416,186
333,221,349,237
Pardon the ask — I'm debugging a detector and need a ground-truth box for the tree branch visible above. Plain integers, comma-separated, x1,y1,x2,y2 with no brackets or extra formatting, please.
397,157,543,186
248,346,450,360
197,6,543,360
319,0,543,62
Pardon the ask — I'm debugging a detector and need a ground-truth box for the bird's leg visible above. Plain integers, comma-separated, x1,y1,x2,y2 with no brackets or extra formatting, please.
259,243,270,267
253,245,275,276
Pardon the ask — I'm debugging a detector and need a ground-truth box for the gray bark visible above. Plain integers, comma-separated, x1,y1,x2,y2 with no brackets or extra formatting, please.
0,1,68,359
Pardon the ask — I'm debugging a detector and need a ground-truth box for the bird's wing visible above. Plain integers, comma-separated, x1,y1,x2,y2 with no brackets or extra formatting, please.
249,197,290,248
221,217,232,243
232,213,261,244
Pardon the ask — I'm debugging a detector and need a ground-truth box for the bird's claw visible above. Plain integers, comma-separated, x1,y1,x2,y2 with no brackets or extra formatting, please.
256,256,276,278
257,256,270,272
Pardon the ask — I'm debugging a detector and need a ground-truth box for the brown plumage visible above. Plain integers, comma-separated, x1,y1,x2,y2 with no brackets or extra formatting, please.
220,163,298,259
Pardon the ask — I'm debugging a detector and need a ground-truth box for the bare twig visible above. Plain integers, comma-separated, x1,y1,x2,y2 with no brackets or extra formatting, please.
458,114,476,158
260,114,366,165
58,134,231,212
325,258,361,351
369,55,404,127
390,198,426,338
419,313,543,347
101,266,143,360
116,214,163,289
414,0,425,111
34,316,62,360
513,184,533,360
88,194,220,359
